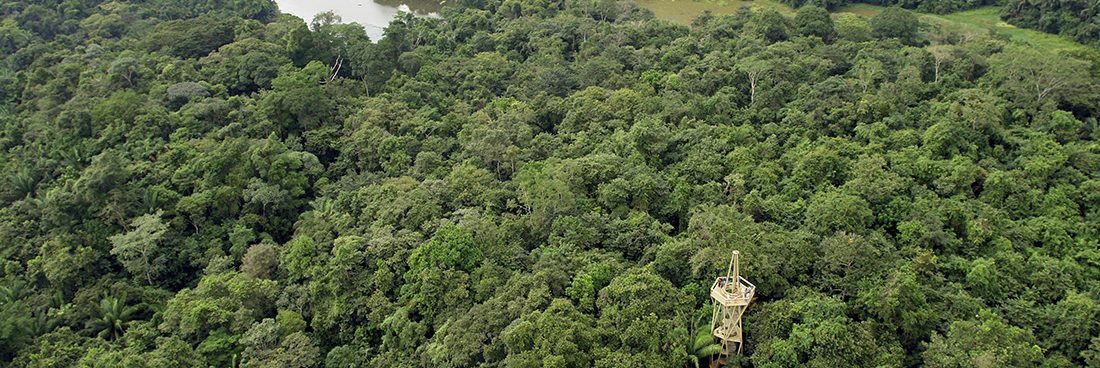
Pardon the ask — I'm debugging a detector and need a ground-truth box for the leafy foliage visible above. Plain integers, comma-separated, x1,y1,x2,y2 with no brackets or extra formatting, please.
0,0,1097,367
779,0,997,14
1002,0,1100,48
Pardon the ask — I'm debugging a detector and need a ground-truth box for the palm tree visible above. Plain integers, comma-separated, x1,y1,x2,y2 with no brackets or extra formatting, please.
90,296,138,340
0,279,29,305
686,318,723,368
20,312,58,338
5,168,35,199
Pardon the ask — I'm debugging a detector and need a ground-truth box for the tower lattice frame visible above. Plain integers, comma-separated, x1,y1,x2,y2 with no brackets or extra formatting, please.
709,250,755,367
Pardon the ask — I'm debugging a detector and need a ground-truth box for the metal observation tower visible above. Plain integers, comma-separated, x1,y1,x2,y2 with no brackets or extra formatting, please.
709,250,755,367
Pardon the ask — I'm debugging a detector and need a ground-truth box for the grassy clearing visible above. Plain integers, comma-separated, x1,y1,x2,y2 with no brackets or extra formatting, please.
646,1,1091,55
933,7,1092,54
832,3,881,17
834,4,1091,55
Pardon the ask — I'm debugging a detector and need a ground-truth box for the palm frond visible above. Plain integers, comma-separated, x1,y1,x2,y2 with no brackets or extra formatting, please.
697,344,723,357
692,328,714,351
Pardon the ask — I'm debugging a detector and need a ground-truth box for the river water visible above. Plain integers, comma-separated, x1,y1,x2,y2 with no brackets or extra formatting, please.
277,0,442,41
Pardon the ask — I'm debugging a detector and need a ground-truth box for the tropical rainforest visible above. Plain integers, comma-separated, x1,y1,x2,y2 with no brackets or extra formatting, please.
1001,0,1100,48
0,0,1098,367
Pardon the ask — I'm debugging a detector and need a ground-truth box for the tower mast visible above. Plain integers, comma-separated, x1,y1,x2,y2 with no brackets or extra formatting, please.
710,250,755,367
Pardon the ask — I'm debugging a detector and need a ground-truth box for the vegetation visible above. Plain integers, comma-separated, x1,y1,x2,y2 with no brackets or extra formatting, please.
797,0,1100,47
778,0,998,14
830,5,1098,57
0,0,1098,367
1001,0,1100,49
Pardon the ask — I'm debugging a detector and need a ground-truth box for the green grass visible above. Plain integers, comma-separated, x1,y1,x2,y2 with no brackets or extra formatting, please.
645,2,1092,56
832,3,881,17
834,5,1092,55
933,7,1092,54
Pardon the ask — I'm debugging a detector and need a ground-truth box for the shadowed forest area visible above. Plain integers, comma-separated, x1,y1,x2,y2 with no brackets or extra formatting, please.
0,0,1098,367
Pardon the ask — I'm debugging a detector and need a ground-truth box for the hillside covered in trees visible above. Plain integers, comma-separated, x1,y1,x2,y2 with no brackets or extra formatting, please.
1,0,1099,367
1001,0,1100,48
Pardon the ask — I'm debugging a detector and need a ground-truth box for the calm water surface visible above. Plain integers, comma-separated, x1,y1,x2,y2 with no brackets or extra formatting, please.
277,0,442,40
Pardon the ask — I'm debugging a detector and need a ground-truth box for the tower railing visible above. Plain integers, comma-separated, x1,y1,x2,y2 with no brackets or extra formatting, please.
710,276,755,306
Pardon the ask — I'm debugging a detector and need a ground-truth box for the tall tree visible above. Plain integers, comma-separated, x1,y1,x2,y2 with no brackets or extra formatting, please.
109,211,169,285
986,46,1093,111
870,7,920,45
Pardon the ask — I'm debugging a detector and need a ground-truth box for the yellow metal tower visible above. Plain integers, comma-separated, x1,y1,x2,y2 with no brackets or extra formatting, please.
710,250,755,367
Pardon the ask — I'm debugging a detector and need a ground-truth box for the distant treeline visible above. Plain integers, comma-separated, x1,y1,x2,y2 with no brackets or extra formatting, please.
1002,0,1100,48
782,0,1100,48
778,0,1000,14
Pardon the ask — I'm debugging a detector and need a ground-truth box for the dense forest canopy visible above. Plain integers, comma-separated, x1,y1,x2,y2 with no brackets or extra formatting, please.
1,0,1099,367
1001,0,1100,48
